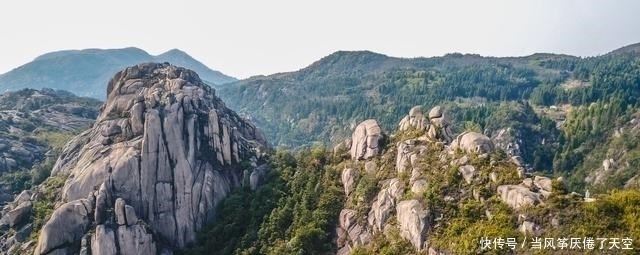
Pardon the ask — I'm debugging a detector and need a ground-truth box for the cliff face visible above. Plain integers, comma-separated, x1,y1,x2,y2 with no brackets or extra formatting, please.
33,63,267,254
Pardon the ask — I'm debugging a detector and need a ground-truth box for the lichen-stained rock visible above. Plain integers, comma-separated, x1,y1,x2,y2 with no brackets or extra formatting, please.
452,131,495,154
396,200,430,251
36,63,269,254
399,106,430,131
497,185,541,209
350,119,384,160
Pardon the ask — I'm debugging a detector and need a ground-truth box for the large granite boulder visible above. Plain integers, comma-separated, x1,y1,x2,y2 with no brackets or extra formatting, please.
0,201,32,228
396,138,428,174
497,185,541,209
458,165,476,184
341,168,357,196
350,119,384,160
34,63,269,254
426,106,454,143
396,200,430,251
452,131,495,154
34,199,93,255
399,106,430,131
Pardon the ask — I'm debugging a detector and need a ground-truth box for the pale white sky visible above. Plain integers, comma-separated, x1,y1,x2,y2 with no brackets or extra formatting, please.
1,0,639,79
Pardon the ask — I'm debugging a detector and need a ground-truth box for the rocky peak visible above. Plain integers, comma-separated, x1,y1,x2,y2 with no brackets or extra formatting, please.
33,63,268,254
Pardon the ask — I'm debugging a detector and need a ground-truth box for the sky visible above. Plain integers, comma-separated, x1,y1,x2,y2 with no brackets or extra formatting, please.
1,0,640,79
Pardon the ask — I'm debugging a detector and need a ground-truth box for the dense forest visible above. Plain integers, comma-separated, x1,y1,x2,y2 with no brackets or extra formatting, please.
181,127,640,255
188,46,640,253
219,47,640,190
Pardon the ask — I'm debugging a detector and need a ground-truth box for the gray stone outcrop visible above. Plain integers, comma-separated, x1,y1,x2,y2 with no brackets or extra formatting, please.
350,119,384,160
452,131,495,154
33,63,268,254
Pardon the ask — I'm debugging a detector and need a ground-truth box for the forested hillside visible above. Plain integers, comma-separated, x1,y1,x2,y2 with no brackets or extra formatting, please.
182,110,640,255
219,46,640,190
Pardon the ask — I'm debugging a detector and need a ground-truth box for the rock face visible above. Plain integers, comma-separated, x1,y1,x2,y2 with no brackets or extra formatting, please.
34,63,268,254
588,158,618,184
368,178,404,232
337,209,371,251
427,106,454,143
341,168,357,196
0,190,36,253
396,200,429,251
396,138,428,174
35,199,93,255
350,119,384,160
452,131,495,154
491,128,521,157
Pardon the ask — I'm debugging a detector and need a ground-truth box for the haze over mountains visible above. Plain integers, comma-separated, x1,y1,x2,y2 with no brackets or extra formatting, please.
0,47,236,99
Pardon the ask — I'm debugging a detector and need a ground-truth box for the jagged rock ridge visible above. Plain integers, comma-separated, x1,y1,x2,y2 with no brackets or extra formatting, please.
32,63,268,255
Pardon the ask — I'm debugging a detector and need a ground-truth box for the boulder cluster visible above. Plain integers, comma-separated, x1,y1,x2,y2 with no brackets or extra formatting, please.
337,105,495,253
398,105,454,142
336,105,559,254
0,190,34,253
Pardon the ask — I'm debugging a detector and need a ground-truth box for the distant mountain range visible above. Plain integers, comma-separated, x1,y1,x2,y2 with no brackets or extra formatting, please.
0,47,236,99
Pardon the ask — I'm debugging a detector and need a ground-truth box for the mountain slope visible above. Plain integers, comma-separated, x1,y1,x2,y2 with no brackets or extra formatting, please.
0,88,100,205
218,44,640,190
608,42,640,55
182,107,640,254
218,50,565,149
0,47,236,99
0,63,266,254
